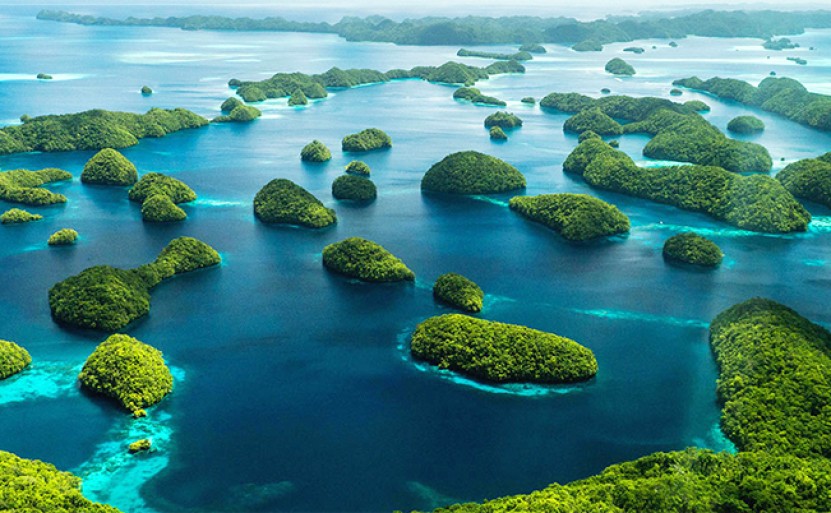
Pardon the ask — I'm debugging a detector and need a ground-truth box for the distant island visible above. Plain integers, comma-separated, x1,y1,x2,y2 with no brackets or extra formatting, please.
509,193,631,241
457,48,532,61
322,237,414,282
673,76,831,132
453,87,505,107
562,107,623,136
776,153,831,208
48,237,221,331
604,57,636,76
342,128,391,152
0,340,30,379
0,108,208,155
300,140,332,162
727,115,765,134
410,314,598,383
0,168,71,205
483,112,522,129
345,161,371,176
763,37,800,50
433,273,484,313
254,178,336,228
489,126,508,140
662,232,724,267
1,208,42,224
79,334,173,414
564,138,810,233
421,151,526,195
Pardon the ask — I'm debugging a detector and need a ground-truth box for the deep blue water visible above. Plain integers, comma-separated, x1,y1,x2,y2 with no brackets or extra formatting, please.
0,6,830,513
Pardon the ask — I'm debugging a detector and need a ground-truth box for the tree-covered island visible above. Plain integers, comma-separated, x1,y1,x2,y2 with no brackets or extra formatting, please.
604,57,636,75
48,228,79,246
776,153,831,208
254,178,336,228
81,148,138,186
410,314,598,384
341,128,392,152
456,48,533,61
727,115,765,134
48,237,221,332
300,140,332,162
662,232,724,267
509,193,630,241
453,87,506,106
332,175,377,202
1,208,42,224
0,339,31,380
433,273,484,313
483,112,522,129
0,168,71,205
322,237,414,282
421,151,526,195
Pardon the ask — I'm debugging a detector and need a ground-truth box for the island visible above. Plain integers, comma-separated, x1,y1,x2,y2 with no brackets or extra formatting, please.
489,126,507,140
0,450,121,512
141,85,153,95
543,91,772,173
431,298,831,511
288,89,308,106
331,175,377,202
129,172,196,204
662,232,723,267
421,151,526,195
433,273,484,313
456,48,532,61
562,107,623,136
0,107,208,155
253,178,336,228
0,339,30,379
322,237,414,282
410,314,598,383
48,228,78,246
520,96,535,104
300,140,332,162
623,46,645,54
604,57,636,76
787,56,807,65
563,138,810,233
684,100,710,112
141,194,187,222
673,75,831,132
0,167,71,205
213,104,261,123
519,43,546,53
670,88,682,96
483,111,522,129
453,87,506,106
80,148,138,186
79,333,173,414
727,115,765,134
764,37,799,50
342,128,392,152
1,208,42,224
345,160,370,176
48,236,221,331
572,41,602,52
128,439,152,454
776,155,831,208
220,97,243,112
509,193,631,241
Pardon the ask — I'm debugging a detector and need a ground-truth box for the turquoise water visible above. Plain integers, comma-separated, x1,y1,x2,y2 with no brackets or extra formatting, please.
1,6,830,512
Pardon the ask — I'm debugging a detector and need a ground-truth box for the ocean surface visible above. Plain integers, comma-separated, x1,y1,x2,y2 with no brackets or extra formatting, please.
1,6,830,513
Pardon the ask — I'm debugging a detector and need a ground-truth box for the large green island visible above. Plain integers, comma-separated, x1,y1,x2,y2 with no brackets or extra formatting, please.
0,340,31,379
0,168,71,205
411,314,598,384
509,193,630,241
48,237,221,331
254,178,336,228
421,151,526,195
322,237,414,282
776,153,831,208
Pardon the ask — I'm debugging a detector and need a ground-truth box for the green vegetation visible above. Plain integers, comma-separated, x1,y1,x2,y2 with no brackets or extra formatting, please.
332,175,377,201
509,193,630,241
578,130,601,143
453,87,505,106
79,334,173,413
0,450,121,512
300,140,332,162
543,92,772,173
600,88,611,94
220,97,242,112
777,156,831,208
710,298,831,458
345,160,370,176
411,314,597,383
764,37,799,50
129,173,196,204
457,48,532,61
288,89,308,106
572,41,602,52
422,151,526,195
727,115,765,134
483,111,522,129
342,128,392,152
48,228,78,246
322,237,414,282
563,107,623,136
673,75,831,132
0,107,208,155
669,88,682,96
662,232,723,267
141,194,187,222
520,96,535,104
433,273,484,313
564,139,810,233
37,73,52,80
80,148,138,186
684,100,710,112
489,126,507,140
253,178,336,228
787,56,808,65
213,104,261,123
604,57,636,76
48,237,220,331
128,439,152,454
1,208,42,224
519,43,546,53
141,85,152,95
623,46,645,53
0,167,71,205
0,340,30,380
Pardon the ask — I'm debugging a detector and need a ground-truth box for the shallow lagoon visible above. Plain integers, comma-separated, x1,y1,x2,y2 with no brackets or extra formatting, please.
1,7,831,512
